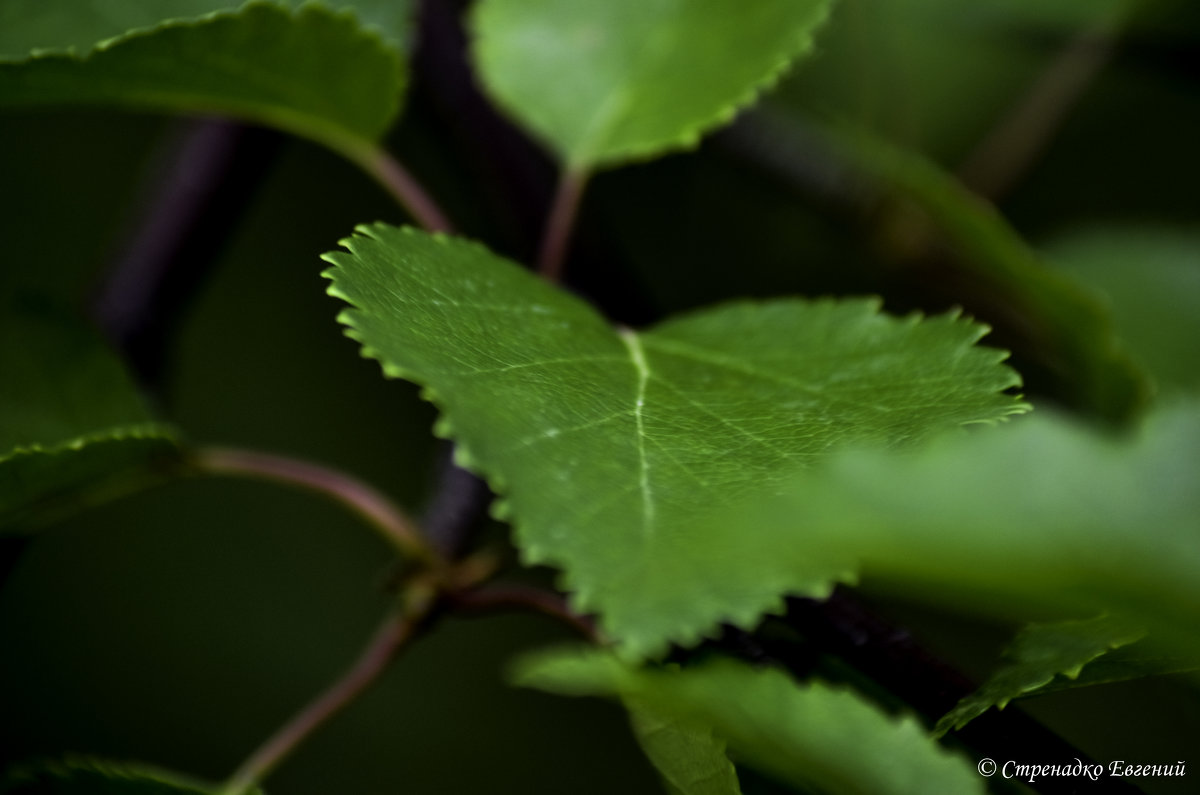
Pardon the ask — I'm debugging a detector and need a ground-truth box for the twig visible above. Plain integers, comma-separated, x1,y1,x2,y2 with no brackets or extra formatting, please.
536,167,589,282
193,447,430,561
92,118,283,392
343,144,454,233
420,444,494,559
449,583,598,640
957,15,1121,202
220,579,438,795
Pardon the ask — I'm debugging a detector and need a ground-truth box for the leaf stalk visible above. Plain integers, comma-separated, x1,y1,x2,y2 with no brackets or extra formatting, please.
219,576,439,795
344,144,455,233
192,446,431,562
537,166,590,282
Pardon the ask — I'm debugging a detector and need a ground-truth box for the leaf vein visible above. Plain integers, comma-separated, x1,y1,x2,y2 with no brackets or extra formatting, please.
621,330,655,535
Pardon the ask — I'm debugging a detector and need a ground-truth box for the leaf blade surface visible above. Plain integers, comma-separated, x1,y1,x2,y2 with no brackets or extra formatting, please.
471,0,834,168
625,697,742,795
324,224,1027,657
733,402,1200,653
0,303,178,531
0,0,414,60
514,647,984,795
0,3,404,155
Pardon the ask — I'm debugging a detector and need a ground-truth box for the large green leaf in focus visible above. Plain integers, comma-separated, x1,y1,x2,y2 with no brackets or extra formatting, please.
626,698,742,795
0,303,178,531
732,401,1200,653
471,0,834,169
0,0,414,60
0,3,403,158
323,224,1026,658
514,648,984,795
1,757,261,794
935,614,1146,736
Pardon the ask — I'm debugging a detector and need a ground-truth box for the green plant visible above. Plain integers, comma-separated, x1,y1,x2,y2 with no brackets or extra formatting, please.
2,1,1198,793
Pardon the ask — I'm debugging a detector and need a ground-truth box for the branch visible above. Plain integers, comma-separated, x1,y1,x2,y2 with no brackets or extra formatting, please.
419,444,494,560
92,118,283,392
193,447,430,562
220,578,438,795
957,15,1121,201
412,0,556,261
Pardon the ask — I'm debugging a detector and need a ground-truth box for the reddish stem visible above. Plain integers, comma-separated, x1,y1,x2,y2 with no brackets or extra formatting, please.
346,145,455,233
221,581,436,795
193,447,430,561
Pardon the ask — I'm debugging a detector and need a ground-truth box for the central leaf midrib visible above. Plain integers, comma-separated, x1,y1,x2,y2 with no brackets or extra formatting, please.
619,329,655,535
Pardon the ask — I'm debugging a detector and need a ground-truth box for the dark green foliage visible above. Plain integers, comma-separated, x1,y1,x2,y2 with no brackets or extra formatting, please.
1,1,1198,793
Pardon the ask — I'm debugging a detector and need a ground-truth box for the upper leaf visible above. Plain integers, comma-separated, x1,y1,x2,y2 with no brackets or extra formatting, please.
0,757,259,794
323,224,1027,658
0,3,404,157
730,401,1200,653
934,614,1146,736
514,647,984,795
0,302,178,531
470,0,834,169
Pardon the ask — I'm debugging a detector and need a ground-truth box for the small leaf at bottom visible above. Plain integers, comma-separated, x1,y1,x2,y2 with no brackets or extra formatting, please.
514,647,984,795
626,696,742,795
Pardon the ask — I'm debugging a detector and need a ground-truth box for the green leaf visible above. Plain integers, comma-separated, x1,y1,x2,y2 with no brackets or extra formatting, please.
0,0,237,58
471,0,834,169
1023,639,1200,695
935,614,1146,736
0,302,178,531
0,0,414,61
0,757,258,794
626,697,742,795
0,3,404,158
1047,226,1200,394
323,224,1027,658
732,401,1200,653
514,648,984,795
788,113,1151,422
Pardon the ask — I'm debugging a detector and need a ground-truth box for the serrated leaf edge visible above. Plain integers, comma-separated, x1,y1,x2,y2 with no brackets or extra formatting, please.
0,421,177,464
933,621,1147,736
